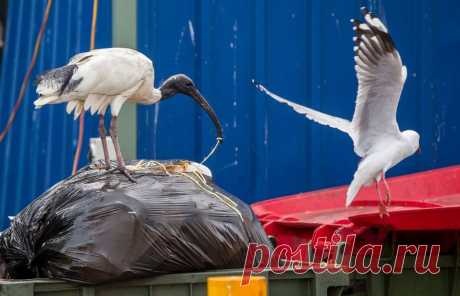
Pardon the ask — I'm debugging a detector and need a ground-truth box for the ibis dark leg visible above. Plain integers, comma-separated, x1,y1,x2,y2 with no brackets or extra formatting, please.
109,116,136,182
98,114,111,169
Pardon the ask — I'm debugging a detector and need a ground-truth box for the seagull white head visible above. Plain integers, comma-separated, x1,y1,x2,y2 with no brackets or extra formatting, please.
402,130,421,154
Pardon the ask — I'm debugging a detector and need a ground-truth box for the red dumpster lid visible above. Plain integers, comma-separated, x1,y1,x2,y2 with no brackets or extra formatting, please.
252,165,460,250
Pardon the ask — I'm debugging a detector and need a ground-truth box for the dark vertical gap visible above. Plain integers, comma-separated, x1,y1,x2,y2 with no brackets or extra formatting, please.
194,0,202,160
249,0,256,198
0,0,7,66
305,0,311,188
414,0,423,169
263,2,269,198
136,0,141,158
318,4,324,188
15,0,40,212
206,0,215,163
61,0,72,179
308,0,318,189
152,0,159,159
429,0,439,169
250,0,269,200
31,0,48,205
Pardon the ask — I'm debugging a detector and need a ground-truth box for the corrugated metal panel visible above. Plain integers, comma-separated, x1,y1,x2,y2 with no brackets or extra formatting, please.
137,0,460,203
0,0,112,228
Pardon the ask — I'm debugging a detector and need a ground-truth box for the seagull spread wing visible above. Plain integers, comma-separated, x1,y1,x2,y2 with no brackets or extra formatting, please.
350,7,407,157
254,9,407,159
253,81,352,135
253,8,411,208
345,8,409,206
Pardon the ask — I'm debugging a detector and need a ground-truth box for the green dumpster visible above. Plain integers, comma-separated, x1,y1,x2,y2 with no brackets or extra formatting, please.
345,254,460,296
0,268,350,296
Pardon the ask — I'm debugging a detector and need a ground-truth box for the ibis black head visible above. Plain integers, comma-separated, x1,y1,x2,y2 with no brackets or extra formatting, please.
159,74,195,99
159,74,224,159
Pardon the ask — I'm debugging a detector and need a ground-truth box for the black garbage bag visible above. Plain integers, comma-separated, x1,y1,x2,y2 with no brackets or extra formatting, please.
0,160,271,284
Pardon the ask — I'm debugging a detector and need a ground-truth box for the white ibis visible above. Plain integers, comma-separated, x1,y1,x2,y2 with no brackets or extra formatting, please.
34,48,223,181
254,7,420,217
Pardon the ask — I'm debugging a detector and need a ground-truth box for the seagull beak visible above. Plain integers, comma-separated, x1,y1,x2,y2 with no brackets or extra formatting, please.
187,87,224,145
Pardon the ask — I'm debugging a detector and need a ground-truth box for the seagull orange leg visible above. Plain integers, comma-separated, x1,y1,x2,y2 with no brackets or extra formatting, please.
378,172,390,218
375,179,387,219
98,114,111,169
109,116,136,182
382,173,391,207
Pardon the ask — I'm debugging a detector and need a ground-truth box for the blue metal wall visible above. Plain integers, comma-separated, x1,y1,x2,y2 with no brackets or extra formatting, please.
0,0,112,227
1,0,460,229
137,0,460,203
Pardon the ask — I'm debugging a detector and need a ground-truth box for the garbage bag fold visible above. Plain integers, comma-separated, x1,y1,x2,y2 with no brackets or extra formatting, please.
0,160,270,284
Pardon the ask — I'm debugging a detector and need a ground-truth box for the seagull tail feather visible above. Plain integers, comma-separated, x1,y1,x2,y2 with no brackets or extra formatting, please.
346,169,371,207
346,179,362,207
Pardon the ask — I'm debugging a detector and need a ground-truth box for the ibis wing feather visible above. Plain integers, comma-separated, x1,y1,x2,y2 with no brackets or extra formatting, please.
35,64,80,97
67,49,152,98
98,98,111,115
35,48,155,115
66,101,78,114
90,95,107,115
73,102,83,120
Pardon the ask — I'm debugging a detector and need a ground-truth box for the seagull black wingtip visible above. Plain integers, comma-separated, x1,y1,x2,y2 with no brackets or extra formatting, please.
251,79,261,86
251,79,265,93
360,6,369,16
351,18,360,26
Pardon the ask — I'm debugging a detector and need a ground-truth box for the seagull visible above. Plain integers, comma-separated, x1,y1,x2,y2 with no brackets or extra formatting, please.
34,48,223,181
253,7,420,217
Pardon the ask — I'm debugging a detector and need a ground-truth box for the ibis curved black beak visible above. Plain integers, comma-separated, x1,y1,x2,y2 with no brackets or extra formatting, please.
186,87,223,163
159,74,223,163
188,87,223,143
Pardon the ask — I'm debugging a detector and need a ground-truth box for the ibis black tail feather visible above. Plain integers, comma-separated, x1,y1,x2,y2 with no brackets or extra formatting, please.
36,64,82,96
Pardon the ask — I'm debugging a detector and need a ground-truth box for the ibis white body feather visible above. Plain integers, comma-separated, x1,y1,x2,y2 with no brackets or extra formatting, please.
34,48,162,118
255,8,420,207
34,47,224,174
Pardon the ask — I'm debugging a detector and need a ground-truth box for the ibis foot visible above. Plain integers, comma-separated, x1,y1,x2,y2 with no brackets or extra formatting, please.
94,161,111,170
106,166,137,183
103,161,111,170
119,166,137,183
117,166,137,183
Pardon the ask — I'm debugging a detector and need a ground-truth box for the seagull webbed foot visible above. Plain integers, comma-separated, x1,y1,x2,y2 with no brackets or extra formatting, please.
384,191,391,207
378,203,390,219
